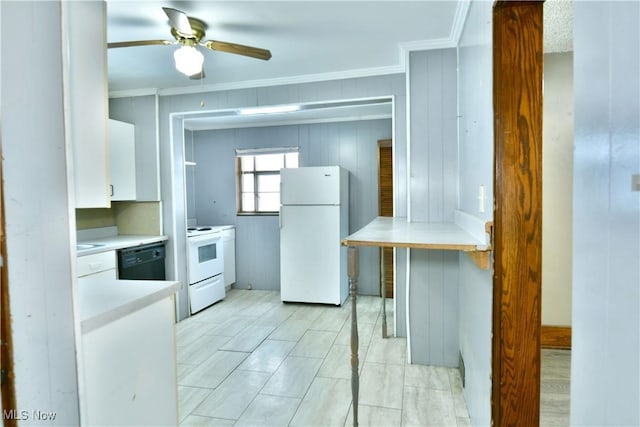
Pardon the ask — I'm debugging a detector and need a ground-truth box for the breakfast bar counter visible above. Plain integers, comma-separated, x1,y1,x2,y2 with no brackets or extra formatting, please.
341,214,491,425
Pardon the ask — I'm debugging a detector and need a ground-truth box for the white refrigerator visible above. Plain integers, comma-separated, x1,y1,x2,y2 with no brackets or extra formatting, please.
280,166,349,305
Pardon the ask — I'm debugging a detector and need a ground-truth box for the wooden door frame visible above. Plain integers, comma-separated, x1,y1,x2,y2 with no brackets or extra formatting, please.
492,1,543,426
0,142,17,424
377,139,393,298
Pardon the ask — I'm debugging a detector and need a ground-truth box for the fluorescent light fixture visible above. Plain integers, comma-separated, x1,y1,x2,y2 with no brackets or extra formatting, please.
174,45,204,76
239,105,301,115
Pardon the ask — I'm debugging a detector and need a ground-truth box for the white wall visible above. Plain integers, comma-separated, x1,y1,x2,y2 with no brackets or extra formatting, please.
456,0,494,425
1,1,80,423
407,48,460,367
571,1,639,425
542,52,574,326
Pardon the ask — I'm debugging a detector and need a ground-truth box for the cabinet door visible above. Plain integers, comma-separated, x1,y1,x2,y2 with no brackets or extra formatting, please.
109,119,136,201
77,251,116,277
63,1,109,208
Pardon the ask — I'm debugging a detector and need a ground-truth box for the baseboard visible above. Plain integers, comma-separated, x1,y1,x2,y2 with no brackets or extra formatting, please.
541,325,572,349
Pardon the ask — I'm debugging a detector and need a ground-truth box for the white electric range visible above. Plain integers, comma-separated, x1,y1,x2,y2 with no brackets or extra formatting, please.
186,226,225,314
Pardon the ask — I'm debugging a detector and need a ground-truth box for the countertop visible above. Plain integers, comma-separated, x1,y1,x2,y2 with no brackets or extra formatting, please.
342,216,487,250
77,234,169,256
78,277,180,334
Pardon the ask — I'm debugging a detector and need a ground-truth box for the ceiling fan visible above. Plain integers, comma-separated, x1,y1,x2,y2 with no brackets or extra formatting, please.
108,7,272,79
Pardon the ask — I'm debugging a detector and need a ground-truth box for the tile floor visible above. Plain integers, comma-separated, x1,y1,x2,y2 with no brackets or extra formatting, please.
540,349,571,426
176,289,570,426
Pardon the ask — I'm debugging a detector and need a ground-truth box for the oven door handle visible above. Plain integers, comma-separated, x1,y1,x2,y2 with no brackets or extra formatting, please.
191,275,221,290
188,233,221,244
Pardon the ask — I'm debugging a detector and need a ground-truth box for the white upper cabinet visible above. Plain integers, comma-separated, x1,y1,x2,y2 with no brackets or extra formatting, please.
62,1,109,208
109,120,137,201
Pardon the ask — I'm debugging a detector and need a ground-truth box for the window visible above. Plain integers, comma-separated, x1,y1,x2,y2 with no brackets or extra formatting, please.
236,148,299,214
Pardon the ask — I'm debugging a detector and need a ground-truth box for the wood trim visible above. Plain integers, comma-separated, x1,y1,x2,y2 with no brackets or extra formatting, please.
377,139,393,298
541,326,572,349
464,250,491,270
0,142,17,424
378,138,392,149
463,221,493,270
344,239,478,251
492,2,544,427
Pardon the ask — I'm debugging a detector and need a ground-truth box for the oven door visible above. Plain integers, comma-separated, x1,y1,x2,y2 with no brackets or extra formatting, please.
187,233,224,284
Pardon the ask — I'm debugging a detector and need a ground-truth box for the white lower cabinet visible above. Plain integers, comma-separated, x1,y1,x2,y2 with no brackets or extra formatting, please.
77,250,178,425
80,297,177,426
222,227,236,287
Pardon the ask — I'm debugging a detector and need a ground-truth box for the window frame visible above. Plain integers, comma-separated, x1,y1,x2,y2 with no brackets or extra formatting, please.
235,148,299,216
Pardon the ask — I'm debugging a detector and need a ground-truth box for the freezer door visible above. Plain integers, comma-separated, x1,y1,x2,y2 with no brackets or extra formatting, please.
280,205,343,304
281,166,342,205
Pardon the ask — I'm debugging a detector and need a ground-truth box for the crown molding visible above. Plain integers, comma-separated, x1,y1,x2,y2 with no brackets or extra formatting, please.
109,65,404,99
450,0,471,43
109,88,159,99
399,37,458,53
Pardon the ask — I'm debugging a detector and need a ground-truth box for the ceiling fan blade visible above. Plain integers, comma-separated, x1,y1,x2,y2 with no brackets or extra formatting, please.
204,40,272,61
108,40,173,49
162,7,193,36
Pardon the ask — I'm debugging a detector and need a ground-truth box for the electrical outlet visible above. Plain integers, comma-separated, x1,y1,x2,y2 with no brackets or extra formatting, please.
478,185,486,213
632,174,640,192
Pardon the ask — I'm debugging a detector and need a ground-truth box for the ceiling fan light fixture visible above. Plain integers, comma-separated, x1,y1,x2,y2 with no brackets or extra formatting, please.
173,45,204,76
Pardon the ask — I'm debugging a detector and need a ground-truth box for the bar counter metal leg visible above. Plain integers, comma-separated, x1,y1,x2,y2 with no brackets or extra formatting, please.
348,246,359,426
380,247,387,338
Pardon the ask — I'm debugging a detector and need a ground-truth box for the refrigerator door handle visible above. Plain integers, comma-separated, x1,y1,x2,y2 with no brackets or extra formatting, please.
279,208,283,228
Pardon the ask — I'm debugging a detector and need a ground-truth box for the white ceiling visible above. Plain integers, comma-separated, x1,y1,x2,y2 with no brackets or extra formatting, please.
107,1,572,129
544,0,573,53
106,1,465,94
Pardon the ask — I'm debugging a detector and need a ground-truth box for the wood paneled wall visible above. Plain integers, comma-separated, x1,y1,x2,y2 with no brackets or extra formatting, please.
572,2,640,424
456,1,495,423
407,48,459,366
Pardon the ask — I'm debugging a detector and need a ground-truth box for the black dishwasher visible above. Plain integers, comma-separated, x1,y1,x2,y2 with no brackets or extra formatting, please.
117,242,166,280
